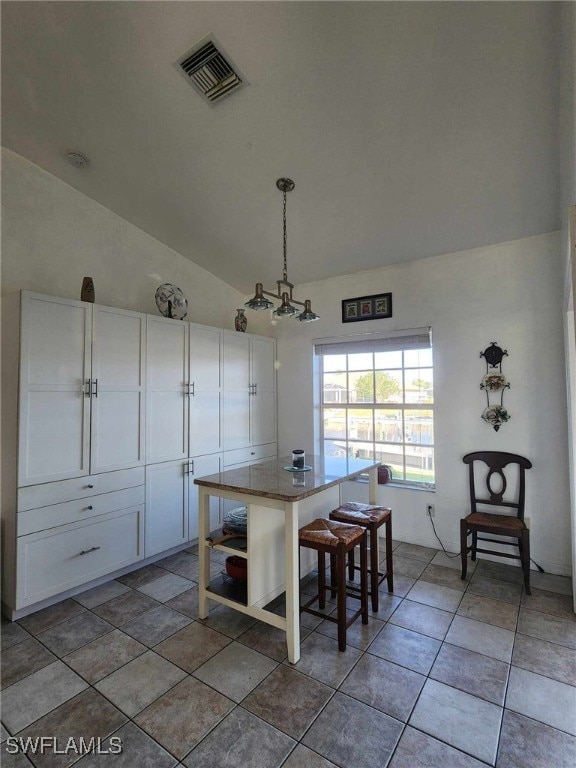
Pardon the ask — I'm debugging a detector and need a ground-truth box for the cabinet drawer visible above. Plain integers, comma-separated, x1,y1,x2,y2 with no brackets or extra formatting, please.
18,467,145,511
17,486,146,536
223,443,277,467
16,506,144,608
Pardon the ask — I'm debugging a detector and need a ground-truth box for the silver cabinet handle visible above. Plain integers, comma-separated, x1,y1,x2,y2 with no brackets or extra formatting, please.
79,546,100,555
84,379,91,398
92,379,99,398
253,383,257,396
190,382,195,397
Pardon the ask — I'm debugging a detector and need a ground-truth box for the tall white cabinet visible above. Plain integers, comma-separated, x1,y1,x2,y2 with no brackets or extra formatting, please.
222,332,277,452
6,291,277,616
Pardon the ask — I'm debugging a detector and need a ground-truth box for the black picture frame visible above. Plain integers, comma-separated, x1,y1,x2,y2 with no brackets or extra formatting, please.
342,292,392,323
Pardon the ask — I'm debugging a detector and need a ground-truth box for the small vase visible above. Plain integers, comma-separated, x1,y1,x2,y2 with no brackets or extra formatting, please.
235,309,247,333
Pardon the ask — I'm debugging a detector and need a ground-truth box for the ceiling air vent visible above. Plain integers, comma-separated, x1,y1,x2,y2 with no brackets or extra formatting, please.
176,38,246,105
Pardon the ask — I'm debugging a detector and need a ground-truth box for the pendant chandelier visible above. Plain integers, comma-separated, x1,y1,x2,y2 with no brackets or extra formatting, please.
245,178,319,322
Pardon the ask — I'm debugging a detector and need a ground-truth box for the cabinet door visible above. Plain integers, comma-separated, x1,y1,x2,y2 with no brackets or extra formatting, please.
188,453,222,541
18,293,91,486
145,460,188,557
90,306,146,473
189,324,222,457
222,332,250,449
146,317,189,464
250,336,277,446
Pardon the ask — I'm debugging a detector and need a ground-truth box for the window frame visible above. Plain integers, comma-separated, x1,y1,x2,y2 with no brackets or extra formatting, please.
317,335,434,489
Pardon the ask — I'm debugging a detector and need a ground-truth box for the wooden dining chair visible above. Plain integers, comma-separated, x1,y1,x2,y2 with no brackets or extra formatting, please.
460,451,533,593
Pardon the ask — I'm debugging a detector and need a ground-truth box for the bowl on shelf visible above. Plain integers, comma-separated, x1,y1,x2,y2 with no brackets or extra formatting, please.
225,555,248,582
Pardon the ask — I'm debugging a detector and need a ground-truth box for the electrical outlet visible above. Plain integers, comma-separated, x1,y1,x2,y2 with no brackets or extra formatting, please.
426,504,435,517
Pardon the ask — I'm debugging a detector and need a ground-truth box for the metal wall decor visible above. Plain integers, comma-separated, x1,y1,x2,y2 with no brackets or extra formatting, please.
480,342,510,431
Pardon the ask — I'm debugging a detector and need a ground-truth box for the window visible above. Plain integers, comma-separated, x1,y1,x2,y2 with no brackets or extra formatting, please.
316,329,434,487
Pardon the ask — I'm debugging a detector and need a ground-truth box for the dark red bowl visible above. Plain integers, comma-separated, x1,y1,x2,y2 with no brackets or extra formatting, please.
225,555,248,581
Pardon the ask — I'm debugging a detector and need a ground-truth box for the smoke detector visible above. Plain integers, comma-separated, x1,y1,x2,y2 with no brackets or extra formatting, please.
66,152,89,169
175,35,246,106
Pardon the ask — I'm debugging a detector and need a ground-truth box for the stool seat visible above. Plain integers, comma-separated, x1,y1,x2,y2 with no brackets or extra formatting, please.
331,502,391,525
299,518,364,548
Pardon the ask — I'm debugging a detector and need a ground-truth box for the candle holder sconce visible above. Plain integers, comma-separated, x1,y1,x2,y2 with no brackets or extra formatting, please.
480,342,510,431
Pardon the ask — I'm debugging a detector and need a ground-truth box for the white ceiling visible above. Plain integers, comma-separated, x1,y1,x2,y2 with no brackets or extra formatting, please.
1,1,562,293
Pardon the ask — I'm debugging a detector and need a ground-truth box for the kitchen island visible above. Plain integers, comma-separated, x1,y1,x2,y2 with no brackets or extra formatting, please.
194,455,379,663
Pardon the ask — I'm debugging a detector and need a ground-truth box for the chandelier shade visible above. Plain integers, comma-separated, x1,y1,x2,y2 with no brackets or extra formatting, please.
244,178,319,323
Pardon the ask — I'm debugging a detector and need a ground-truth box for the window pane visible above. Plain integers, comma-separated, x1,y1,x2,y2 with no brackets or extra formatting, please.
404,348,433,368
405,446,435,484
323,372,347,403
323,439,348,458
347,410,373,441
375,351,402,369
323,408,346,439
404,409,434,444
349,371,374,403
405,369,434,403
374,444,404,479
348,352,373,371
323,354,346,372
374,409,403,443
374,370,403,403
348,441,375,460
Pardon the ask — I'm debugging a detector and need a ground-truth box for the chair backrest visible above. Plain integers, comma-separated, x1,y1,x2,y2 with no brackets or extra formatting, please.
463,451,532,520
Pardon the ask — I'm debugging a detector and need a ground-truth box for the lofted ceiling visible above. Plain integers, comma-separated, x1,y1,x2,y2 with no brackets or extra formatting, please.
1,1,562,293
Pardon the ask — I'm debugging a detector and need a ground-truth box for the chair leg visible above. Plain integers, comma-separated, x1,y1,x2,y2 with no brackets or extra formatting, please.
521,529,531,595
347,549,355,582
471,530,477,561
369,523,379,612
337,543,347,651
385,516,394,592
360,532,369,624
460,519,469,580
318,551,326,609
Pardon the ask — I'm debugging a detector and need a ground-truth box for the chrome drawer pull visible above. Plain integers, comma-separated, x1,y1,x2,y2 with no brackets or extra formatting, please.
79,546,101,555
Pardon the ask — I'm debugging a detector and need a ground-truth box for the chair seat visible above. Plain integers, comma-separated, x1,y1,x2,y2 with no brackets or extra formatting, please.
331,502,391,525
465,512,526,530
299,518,364,548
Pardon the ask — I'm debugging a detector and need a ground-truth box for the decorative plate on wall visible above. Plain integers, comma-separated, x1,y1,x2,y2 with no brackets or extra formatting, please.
155,283,188,320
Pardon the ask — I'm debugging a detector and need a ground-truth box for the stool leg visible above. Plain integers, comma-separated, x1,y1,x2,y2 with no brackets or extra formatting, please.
318,551,326,609
369,522,379,612
360,531,368,625
337,543,347,651
385,516,393,592
347,549,355,582
330,553,337,599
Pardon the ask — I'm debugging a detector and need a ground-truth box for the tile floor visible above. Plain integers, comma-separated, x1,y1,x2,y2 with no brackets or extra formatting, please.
1,540,575,768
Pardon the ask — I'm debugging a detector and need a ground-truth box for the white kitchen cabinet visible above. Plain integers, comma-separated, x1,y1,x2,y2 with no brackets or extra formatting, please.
222,332,277,451
250,335,277,447
18,293,145,486
145,460,189,557
90,305,146,473
188,453,222,541
146,316,189,464
189,323,222,457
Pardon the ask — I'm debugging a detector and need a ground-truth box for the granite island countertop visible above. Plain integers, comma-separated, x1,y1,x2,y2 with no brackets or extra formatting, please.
194,455,380,502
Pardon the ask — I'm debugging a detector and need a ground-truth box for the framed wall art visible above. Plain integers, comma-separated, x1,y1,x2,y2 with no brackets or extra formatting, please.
342,292,392,323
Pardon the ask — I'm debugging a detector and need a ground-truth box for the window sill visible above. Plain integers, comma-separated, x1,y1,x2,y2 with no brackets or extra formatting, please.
352,476,435,493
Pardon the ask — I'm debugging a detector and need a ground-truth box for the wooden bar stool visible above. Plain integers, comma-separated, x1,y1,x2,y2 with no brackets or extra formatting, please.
329,502,393,612
299,518,368,651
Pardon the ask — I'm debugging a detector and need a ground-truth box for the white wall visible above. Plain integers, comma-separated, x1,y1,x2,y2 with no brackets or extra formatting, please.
273,232,572,575
0,148,273,328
